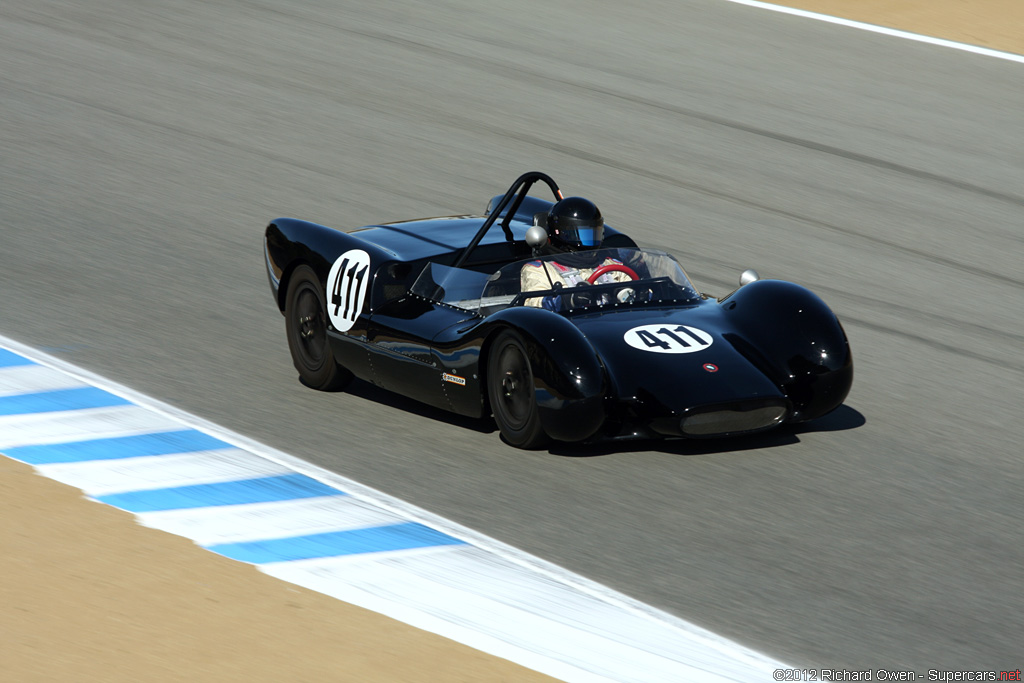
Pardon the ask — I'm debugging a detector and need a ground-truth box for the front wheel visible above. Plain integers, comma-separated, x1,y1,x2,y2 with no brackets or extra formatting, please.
284,265,353,391
487,331,549,449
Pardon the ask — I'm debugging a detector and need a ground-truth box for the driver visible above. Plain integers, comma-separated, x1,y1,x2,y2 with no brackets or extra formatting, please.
521,197,635,309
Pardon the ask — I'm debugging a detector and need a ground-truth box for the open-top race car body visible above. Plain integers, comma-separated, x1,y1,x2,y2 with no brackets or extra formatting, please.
264,172,852,448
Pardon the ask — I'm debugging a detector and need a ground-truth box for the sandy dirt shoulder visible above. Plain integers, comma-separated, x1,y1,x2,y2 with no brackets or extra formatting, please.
0,457,553,682
783,0,1024,55
3,4,1020,683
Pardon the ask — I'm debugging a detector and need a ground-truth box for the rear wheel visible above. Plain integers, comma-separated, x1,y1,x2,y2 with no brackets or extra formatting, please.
285,265,353,391
487,331,548,449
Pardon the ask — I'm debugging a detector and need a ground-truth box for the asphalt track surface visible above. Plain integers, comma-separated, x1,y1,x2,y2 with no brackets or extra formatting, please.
2,0,1022,671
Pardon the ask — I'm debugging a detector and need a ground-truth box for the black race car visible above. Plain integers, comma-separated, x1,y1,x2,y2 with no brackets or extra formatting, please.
264,172,852,449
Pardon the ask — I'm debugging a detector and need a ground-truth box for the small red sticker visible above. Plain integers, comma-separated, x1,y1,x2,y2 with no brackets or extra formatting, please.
703,363,718,373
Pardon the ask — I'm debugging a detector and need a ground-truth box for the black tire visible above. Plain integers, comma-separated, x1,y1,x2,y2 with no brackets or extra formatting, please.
284,265,353,391
487,331,549,449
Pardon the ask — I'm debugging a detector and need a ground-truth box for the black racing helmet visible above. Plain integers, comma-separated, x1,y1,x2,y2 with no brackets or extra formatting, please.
547,196,604,250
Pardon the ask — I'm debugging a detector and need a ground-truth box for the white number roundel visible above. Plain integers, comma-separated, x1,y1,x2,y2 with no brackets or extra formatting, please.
624,324,713,354
326,249,371,332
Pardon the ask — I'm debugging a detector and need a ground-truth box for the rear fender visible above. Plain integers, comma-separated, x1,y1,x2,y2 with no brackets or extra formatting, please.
265,218,398,313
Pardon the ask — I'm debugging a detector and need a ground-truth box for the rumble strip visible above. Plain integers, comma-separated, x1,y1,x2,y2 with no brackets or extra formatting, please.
0,336,785,682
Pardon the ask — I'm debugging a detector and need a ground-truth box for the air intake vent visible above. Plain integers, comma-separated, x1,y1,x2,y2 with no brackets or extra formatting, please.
680,401,788,437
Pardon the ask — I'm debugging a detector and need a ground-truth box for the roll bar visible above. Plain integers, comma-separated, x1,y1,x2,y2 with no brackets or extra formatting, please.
451,171,562,270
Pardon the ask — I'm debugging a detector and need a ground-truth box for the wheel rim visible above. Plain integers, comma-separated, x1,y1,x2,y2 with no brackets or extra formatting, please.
495,341,532,429
293,284,327,370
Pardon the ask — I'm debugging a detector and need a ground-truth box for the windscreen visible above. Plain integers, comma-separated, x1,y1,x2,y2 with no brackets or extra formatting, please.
409,262,492,310
480,248,700,313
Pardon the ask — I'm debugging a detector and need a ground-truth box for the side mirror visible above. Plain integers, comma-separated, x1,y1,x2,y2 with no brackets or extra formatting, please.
739,269,761,287
526,224,548,249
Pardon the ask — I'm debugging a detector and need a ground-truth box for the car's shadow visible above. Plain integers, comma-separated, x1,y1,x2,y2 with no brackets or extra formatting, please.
324,377,866,456
339,378,497,434
546,404,867,458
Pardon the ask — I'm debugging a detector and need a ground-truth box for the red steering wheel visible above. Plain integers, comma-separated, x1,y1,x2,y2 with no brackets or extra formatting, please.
587,263,639,284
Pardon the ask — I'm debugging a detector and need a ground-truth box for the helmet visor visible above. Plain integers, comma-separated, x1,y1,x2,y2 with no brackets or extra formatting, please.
572,224,604,247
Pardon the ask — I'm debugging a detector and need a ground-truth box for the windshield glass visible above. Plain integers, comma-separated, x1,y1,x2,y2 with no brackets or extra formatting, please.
409,262,492,310
480,248,700,313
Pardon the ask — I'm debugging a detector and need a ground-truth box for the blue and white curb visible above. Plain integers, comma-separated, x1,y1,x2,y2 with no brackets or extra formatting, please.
0,338,786,682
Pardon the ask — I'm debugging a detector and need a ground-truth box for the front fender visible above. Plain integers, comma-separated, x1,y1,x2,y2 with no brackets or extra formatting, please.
483,307,608,442
720,279,853,421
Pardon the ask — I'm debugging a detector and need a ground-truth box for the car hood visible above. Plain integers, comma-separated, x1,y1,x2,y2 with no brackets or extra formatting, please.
570,304,785,419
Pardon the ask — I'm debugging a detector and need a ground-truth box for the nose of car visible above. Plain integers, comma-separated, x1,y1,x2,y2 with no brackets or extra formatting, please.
584,317,788,436
612,356,789,438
